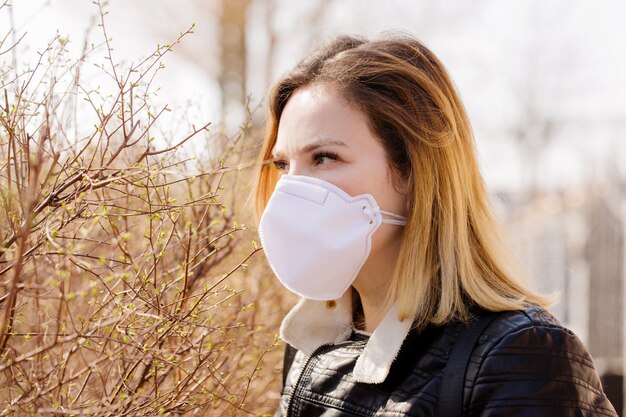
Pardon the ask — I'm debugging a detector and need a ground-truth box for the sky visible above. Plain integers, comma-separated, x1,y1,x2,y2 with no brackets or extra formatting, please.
2,0,625,193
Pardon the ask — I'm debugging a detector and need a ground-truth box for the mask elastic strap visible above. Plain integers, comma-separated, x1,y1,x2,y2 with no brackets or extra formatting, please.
363,206,407,226
381,210,407,226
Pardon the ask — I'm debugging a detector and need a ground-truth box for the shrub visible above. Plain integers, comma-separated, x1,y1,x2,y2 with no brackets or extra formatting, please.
0,2,288,415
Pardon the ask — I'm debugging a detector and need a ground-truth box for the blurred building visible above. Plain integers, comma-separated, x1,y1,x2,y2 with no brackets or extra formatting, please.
500,183,625,415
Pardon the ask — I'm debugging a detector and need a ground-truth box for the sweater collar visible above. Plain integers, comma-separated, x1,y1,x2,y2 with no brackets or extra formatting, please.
279,290,413,384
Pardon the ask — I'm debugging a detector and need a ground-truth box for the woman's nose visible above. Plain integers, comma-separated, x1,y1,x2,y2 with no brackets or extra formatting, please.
287,162,310,177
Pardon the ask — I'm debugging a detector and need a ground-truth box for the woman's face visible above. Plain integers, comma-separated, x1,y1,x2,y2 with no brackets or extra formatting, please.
271,83,407,257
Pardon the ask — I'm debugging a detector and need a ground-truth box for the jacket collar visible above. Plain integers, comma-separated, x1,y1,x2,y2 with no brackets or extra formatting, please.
279,290,413,384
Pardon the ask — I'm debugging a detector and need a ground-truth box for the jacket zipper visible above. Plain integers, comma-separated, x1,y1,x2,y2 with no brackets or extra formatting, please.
286,343,332,417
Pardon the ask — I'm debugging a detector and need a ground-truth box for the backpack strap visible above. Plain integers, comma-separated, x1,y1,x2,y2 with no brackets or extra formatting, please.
438,312,498,417
281,343,298,390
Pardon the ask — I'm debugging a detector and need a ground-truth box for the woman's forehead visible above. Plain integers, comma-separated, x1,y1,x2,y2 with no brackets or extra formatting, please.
273,85,374,156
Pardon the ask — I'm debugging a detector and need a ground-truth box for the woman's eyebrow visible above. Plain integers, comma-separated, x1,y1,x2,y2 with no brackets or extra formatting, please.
272,138,348,159
301,139,348,153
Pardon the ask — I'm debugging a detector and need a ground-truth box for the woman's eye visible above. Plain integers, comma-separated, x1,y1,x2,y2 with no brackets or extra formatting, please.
314,152,339,165
272,160,288,171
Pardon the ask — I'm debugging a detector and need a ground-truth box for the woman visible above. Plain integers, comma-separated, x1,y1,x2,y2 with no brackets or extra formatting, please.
254,34,617,416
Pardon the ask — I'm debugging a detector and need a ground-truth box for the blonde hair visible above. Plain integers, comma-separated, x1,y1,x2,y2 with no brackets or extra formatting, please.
254,34,553,330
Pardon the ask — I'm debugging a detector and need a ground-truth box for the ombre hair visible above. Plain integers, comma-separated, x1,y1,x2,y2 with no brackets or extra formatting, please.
254,34,552,330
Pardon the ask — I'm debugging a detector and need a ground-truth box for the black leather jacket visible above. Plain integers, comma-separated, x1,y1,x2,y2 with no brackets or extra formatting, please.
276,307,617,416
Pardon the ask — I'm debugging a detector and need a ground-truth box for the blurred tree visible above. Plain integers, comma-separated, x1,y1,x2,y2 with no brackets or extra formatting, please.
220,0,250,130
507,2,564,197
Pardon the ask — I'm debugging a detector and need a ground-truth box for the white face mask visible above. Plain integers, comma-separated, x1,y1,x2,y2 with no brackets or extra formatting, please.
258,174,407,301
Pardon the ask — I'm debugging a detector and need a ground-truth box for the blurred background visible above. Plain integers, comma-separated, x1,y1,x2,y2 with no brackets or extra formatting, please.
4,0,626,413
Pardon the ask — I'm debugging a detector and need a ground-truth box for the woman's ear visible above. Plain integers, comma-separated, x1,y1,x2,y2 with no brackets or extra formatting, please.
390,166,411,196
398,175,411,196
398,172,413,219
